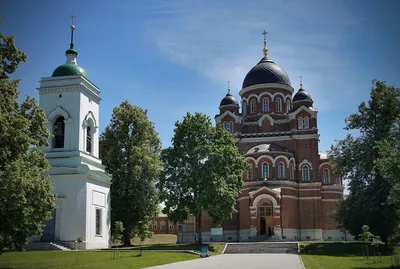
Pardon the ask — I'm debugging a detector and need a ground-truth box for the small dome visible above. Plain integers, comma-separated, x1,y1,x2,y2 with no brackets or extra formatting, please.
242,57,291,89
220,93,238,107
245,143,290,155
293,88,313,102
52,63,89,79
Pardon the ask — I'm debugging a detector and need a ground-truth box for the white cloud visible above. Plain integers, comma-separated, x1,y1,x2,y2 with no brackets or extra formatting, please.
139,0,360,111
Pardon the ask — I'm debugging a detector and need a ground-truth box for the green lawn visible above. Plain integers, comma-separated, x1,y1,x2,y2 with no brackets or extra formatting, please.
300,242,400,269
0,251,197,269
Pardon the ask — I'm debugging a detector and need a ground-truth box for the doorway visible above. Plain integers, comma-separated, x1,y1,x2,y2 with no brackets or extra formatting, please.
41,209,56,242
257,199,274,236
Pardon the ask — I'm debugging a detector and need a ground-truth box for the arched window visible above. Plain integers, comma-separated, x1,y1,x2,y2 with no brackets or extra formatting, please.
286,100,290,113
223,122,234,133
86,126,92,153
160,221,166,230
298,117,304,130
302,165,310,181
53,116,65,148
152,222,157,230
262,162,269,179
262,98,269,112
250,100,256,114
278,162,285,179
323,168,330,184
304,117,309,129
247,165,253,180
290,164,294,180
276,98,282,112
258,200,273,217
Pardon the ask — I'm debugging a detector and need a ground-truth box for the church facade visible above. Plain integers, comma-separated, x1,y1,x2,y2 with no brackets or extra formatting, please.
181,38,346,243
31,24,111,249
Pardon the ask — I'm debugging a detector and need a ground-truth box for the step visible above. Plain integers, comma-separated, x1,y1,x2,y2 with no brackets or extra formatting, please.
224,242,298,254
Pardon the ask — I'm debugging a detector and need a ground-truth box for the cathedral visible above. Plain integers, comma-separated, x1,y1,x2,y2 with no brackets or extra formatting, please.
181,35,346,242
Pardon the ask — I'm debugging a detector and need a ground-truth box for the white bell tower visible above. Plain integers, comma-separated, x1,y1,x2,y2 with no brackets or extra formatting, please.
35,17,111,250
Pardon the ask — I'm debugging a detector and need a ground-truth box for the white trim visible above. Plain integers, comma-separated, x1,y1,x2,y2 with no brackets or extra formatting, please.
288,105,318,120
275,155,290,168
281,195,297,199
240,83,294,96
299,197,321,200
237,196,249,201
251,192,278,208
47,106,70,121
298,159,313,170
321,199,341,202
215,110,241,123
258,114,275,127
299,189,320,192
319,162,332,170
291,134,319,140
321,191,343,194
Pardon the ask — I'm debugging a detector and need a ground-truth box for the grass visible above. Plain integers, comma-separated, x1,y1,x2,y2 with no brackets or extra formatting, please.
0,250,197,269
130,234,177,245
299,242,400,269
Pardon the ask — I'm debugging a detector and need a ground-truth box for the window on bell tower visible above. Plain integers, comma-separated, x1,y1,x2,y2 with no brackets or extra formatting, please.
86,126,92,153
262,162,269,179
53,116,65,148
302,165,310,181
286,100,290,113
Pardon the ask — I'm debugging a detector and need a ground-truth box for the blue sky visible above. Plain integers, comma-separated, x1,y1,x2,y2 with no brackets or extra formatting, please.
3,0,400,152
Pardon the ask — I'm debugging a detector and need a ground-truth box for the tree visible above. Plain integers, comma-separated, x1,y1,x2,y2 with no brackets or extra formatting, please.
0,33,56,253
158,112,249,243
132,217,153,256
330,80,400,242
99,101,161,246
111,221,124,246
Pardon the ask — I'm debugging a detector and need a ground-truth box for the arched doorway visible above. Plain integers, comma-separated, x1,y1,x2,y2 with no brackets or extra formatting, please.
257,199,274,236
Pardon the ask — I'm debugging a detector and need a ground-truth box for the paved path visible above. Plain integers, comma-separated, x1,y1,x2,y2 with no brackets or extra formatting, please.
145,254,304,269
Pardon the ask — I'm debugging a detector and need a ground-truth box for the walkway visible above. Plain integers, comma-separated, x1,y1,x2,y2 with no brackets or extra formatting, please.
145,253,304,269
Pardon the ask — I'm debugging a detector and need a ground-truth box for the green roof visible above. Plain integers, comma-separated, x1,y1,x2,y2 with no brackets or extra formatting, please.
52,63,89,79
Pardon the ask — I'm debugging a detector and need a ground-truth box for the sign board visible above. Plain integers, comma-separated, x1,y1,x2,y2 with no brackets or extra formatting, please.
211,227,223,236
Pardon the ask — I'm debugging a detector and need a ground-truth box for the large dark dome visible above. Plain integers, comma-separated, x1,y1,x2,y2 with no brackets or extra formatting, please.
220,93,238,107
242,57,291,89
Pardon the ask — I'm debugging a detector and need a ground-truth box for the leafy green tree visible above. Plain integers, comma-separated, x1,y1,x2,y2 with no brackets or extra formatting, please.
99,101,161,246
158,112,249,243
111,221,124,245
0,33,56,253
330,80,400,242
359,225,374,259
132,217,153,256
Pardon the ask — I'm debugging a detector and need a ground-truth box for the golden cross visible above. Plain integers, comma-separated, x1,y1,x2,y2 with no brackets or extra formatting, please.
227,80,231,94
70,14,76,25
300,76,303,88
262,30,268,41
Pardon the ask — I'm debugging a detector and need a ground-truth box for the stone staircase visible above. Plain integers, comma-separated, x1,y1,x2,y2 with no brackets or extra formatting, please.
23,242,71,251
224,242,298,254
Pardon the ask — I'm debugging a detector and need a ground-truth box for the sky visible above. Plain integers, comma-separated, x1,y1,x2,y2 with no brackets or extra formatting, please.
2,0,400,152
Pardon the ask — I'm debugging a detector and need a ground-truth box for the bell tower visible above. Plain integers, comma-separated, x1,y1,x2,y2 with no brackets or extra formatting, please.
35,17,111,250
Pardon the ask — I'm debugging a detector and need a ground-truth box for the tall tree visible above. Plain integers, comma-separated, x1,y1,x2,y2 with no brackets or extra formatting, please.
158,112,249,243
329,80,400,242
99,101,161,246
0,33,56,253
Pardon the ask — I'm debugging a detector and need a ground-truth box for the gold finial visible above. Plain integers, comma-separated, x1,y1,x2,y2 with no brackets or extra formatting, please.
262,30,268,58
227,80,231,94
69,14,76,49
300,76,303,89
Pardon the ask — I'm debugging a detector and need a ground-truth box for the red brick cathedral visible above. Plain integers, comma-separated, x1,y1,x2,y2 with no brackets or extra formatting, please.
196,38,345,243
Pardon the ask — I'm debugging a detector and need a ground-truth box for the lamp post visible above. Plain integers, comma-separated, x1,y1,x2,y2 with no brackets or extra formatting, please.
279,194,283,241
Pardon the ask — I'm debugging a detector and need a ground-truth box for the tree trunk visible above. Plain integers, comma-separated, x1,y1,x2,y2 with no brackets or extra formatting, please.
140,240,143,256
196,212,202,244
123,223,132,246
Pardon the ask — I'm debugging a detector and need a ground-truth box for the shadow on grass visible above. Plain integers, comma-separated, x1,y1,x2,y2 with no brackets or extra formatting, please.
299,242,394,257
110,243,203,252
